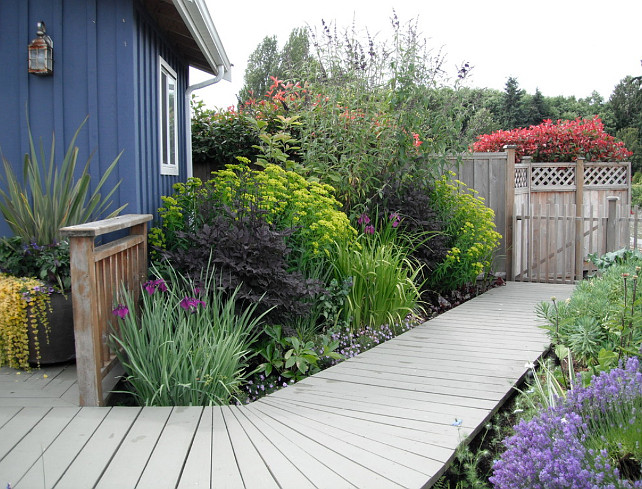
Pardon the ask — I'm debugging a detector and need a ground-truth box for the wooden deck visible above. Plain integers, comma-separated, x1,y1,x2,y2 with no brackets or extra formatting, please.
0,362,78,407
0,282,574,488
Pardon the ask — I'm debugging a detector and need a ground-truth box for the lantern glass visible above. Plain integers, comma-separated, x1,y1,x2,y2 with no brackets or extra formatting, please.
28,23,53,75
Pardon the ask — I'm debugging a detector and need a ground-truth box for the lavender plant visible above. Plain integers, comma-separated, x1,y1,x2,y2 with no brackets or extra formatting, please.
490,356,642,488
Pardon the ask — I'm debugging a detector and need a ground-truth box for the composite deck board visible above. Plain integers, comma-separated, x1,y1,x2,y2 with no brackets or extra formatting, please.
0,407,80,487
260,396,460,459
254,400,434,488
209,406,246,489
260,396,472,451
136,406,204,489
235,405,360,489
221,405,281,489
344,357,524,386
312,369,510,400
226,406,316,489
94,406,173,489
56,407,141,489
266,387,492,425
250,402,409,488
0,407,51,461
0,282,575,488
17,407,110,489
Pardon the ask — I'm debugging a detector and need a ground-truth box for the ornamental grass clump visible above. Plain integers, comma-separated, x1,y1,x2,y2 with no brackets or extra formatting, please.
110,263,267,406
490,356,642,489
330,215,424,331
0,274,51,369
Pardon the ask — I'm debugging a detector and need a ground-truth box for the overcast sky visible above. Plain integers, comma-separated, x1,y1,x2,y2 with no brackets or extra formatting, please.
192,0,641,109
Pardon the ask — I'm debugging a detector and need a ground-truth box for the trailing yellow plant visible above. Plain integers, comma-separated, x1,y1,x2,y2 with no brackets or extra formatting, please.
0,273,51,369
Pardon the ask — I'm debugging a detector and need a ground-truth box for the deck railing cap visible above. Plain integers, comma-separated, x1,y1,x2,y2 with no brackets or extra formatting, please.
60,214,153,238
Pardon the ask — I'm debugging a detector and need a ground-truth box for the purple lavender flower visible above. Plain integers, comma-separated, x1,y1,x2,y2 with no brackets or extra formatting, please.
490,356,642,489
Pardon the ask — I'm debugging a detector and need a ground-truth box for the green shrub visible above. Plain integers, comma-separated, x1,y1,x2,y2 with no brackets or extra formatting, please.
426,174,502,292
632,183,642,208
191,98,260,174
110,262,265,406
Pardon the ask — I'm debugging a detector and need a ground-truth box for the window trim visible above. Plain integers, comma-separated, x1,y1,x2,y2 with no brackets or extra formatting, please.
159,56,179,176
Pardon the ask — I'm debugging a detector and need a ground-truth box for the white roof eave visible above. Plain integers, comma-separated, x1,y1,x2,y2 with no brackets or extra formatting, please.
171,0,232,81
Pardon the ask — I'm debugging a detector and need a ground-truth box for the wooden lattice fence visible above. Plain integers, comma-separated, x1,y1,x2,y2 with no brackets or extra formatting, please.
512,158,631,282
450,149,631,282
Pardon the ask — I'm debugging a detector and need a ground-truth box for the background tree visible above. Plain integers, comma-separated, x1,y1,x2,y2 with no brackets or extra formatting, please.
610,75,642,173
279,27,316,82
238,36,280,103
500,77,526,129
523,88,549,126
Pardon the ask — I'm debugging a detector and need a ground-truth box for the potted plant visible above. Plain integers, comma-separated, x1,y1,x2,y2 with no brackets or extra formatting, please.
0,272,52,369
0,116,125,366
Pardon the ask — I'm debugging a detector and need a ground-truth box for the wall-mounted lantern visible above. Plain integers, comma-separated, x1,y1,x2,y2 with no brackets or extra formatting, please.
28,21,53,75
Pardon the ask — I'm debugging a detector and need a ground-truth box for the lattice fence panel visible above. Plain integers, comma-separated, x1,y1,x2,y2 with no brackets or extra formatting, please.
584,165,628,186
515,167,528,188
532,166,575,187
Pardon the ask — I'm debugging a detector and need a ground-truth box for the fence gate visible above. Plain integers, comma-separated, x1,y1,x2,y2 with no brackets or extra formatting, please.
513,198,638,283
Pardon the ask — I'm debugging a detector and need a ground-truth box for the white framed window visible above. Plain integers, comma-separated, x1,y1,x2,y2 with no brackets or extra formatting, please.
159,56,178,175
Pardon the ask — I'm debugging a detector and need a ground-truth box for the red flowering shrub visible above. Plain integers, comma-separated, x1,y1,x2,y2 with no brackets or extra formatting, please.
472,117,632,162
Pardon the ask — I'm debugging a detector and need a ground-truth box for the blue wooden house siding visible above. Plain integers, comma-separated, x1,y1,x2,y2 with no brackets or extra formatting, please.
0,0,190,238
134,4,188,221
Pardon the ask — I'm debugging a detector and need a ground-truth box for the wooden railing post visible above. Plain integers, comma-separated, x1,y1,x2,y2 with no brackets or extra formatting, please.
61,214,153,406
575,157,585,281
606,196,619,252
67,234,103,406
503,145,517,280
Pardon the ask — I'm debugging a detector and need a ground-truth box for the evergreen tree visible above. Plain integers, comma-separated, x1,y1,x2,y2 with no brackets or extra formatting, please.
500,77,526,129
524,88,549,126
610,75,642,131
278,28,314,81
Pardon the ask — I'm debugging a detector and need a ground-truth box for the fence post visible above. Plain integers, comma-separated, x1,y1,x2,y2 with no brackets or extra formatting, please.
575,157,585,281
503,145,517,280
606,196,619,252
